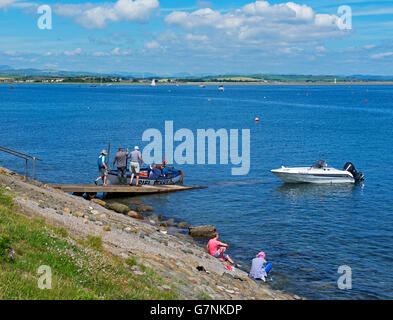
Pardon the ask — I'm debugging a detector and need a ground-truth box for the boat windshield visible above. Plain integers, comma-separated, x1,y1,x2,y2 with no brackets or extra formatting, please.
313,159,327,168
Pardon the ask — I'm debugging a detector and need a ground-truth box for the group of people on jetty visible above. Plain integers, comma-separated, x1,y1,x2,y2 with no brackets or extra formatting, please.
207,232,272,282
94,146,168,187
95,147,272,282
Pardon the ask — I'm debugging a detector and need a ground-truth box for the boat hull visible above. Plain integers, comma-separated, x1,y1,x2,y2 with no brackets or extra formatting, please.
271,168,355,184
107,169,183,186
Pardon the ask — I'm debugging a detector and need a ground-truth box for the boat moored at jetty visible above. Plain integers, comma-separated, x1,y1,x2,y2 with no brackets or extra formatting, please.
107,166,183,186
271,160,364,184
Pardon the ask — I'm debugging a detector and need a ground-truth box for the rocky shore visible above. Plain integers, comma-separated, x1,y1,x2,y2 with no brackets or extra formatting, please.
0,165,295,300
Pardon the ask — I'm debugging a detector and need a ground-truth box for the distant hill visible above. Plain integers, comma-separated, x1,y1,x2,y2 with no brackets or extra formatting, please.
0,67,392,81
0,67,99,77
352,74,393,81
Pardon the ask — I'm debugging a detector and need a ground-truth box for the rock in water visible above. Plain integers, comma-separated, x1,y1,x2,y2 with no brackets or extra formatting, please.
188,225,216,238
105,202,131,215
177,221,190,229
135,204,153,212
164,218,176,226
126,210,144,220
91,198,107,207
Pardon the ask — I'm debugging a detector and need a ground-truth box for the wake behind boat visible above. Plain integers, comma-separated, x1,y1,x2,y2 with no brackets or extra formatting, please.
107,166,183,186
271,160,364,184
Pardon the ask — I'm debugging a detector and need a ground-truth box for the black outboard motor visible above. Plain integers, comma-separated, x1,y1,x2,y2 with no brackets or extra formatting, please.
343,162,364,182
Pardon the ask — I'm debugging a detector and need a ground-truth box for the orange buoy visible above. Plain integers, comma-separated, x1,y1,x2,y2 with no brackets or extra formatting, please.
255,117,260,122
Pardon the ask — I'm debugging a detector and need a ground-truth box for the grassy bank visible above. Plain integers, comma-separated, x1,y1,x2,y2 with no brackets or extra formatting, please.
0,186,178,300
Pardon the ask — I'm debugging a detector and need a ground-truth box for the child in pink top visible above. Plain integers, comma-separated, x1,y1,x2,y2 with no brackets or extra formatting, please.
206,232,234,264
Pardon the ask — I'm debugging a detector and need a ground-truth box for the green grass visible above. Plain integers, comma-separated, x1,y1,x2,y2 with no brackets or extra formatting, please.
0,186,178,300
198,291,211,300
84,235,103,251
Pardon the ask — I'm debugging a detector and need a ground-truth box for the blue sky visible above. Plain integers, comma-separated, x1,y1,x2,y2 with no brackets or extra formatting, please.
0,0,393,75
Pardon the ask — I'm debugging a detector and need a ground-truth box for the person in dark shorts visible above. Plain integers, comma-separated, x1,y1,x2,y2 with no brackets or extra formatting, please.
112,147,129,184
95,150,108,186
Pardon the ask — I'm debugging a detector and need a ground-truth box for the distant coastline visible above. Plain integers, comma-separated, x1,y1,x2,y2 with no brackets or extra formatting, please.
2,81,393,86
1,69,393,86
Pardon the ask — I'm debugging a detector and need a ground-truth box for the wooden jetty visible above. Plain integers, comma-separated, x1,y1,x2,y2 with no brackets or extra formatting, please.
50,184,205,195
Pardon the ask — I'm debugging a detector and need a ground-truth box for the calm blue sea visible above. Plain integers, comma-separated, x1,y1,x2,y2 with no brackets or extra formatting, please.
1,83,392,299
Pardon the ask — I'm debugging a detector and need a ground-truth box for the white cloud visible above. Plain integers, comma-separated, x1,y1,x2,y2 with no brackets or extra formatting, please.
314,13,339,27
315,45,327,53
4,50,17,55
0,0,19,9
64,48,83,56
363,44,376,50
92,51,109,57
371,52,393,59
157,30,177,42
109,47,131,55
144,40,161,49
165,8,219,29
165,1,346,44
185,33,209,42
87,47,132,57
111,47,121,55
54,0,159,29
353,8,393,17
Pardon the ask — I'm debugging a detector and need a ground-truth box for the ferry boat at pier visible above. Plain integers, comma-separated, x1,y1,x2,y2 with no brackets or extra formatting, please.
107,167,184,186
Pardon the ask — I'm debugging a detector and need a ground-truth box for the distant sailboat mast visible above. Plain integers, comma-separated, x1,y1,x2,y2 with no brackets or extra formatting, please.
218,77,224,91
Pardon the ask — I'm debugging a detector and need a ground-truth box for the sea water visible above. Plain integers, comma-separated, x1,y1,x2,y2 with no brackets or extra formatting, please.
1,83,392,299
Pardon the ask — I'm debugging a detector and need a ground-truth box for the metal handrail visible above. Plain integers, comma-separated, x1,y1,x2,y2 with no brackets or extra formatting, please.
0,146,43,180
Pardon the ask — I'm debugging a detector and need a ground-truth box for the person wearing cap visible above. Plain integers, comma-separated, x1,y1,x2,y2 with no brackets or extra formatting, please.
95,150,108,186
249,251,272,282
129,146,144,186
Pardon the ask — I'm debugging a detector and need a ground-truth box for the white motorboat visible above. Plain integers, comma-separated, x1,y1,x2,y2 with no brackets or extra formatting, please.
271,160,364,184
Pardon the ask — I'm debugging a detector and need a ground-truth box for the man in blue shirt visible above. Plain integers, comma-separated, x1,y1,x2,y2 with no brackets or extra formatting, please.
94,150,108,186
